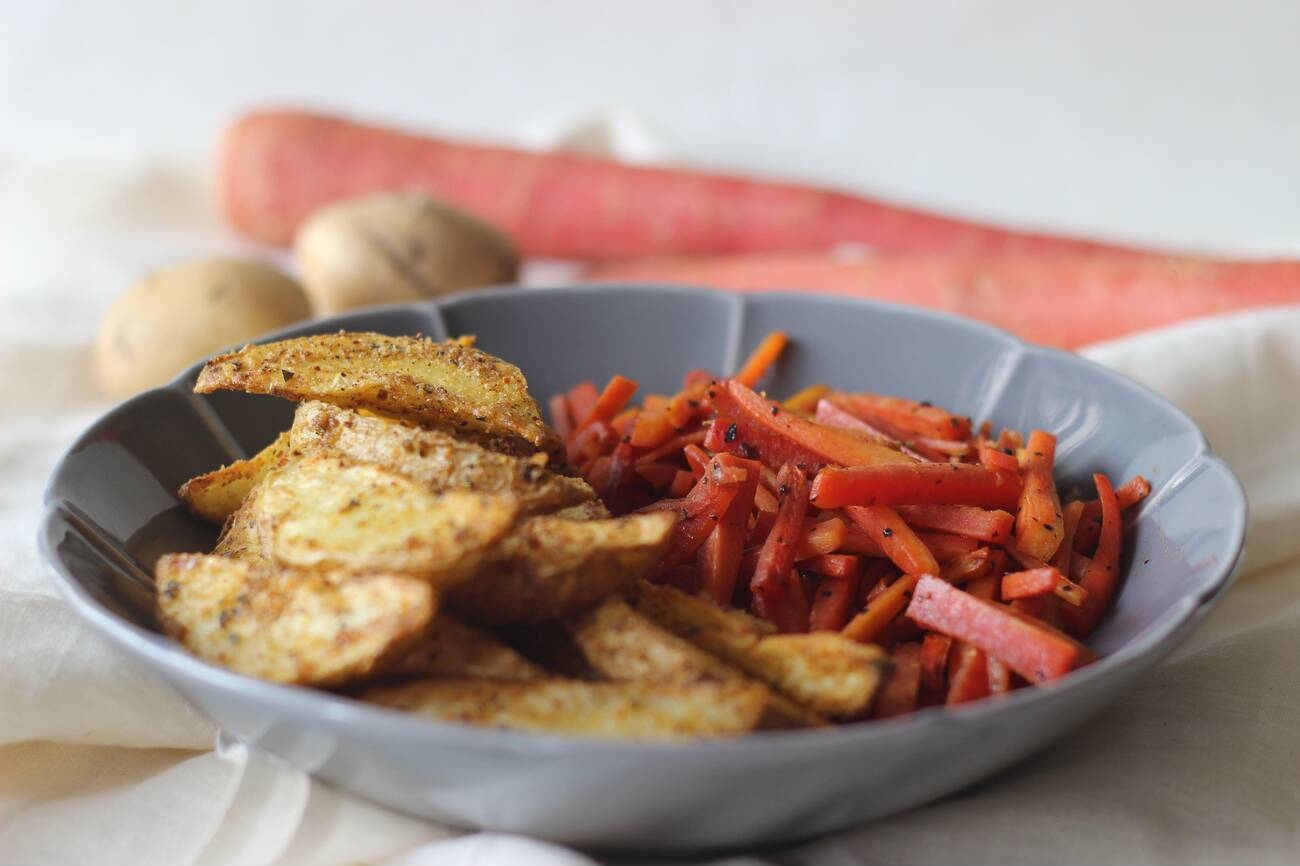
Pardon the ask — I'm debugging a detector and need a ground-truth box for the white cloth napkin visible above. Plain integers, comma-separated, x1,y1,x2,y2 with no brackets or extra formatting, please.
2,149,1298,866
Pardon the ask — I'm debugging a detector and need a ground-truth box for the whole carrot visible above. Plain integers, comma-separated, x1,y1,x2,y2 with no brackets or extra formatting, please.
220,111,1137,258
584,253,1300,348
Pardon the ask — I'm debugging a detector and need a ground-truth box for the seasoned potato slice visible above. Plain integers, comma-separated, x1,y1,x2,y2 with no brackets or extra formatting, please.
550,500,611,521
156,553,435,686
449,511,675,624
290,401,593,515
179,430,293,523
361,678,766,739
251,455,520,585
565,597,826,729
193,332,562,461
212,503,263,561
393,614,547,681
630,581,890,719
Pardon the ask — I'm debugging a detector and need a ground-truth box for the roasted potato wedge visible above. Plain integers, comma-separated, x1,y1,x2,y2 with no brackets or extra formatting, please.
156,553,435,686
362,678,767,739
449,511,676,625
212,502,263,561
630,581,890,718
289,401,593,515
565,597,827,729
251,454,521,585
178,430,293,523
193,332,563,461
550,499,611,521
393,614,547,681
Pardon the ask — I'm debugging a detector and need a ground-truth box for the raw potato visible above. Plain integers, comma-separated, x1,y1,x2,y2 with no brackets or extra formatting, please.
392,613,547,681
194,332,563,462
179,431,293,524
290,401,593,515
294,192,520,315
96,259,309,398
361,678,767,739
252,454,521,584
565,597,827,729
630,581,891,718
156,553,435,686
448,511,676,625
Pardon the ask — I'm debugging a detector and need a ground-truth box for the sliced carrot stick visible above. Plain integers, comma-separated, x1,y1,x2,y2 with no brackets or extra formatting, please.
576,374,639,434
634,430,708,466
1052,500,1086,579
735,331,789,388
682,443,710,478
844,506,940,576
872,642,924,719
814,400,931,462
796,517,848,560
566,382,599,428
977,441,1021,473
750,463,811,631
668,470,695,497
1001,567,1088,607
566,420,617,466
1061,474,1124,638
782,383,830,414
986,656,1013,695
661,455,745,567
858,560,897,606
706,380,913,472
805,553,862,579
941,547,996,586
1074,475,1151,552
701,455,761,606
549,394,574,440
919,632,954,693
843,571,922,645
919,532,982,564
809,568,862,632
946,642,990,705
906,575,1093,683
812,463,1022,510
1014,430,1064,561
829,393,972,442
753,484,779,513
896,504,1015,544
629,410,675,450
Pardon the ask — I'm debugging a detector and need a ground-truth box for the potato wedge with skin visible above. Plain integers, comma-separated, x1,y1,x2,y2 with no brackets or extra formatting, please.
361,678,767,739
193,332,563,461
156,553,435,687
393,614,547,681
448,511,676,625
213,502,264,561
630,581,890,719
179,430,293,524
550,500,611,521
565,597,827,729
252,455,521,585
290,401,593,515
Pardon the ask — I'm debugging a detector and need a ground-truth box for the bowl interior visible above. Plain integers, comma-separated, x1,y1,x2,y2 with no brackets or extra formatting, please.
43,286,1244,686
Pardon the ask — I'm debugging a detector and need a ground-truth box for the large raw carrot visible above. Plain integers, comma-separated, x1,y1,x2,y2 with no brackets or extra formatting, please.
706,380,912,472
811,463,1022,510
584,253,1300,349
906,575,1093,683
221,111,1138,257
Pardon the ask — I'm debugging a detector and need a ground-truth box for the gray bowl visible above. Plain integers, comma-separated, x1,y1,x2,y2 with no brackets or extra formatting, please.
39,286,1246,852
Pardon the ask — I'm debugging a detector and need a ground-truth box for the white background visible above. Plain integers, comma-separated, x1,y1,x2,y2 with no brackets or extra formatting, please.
4,0,1300,256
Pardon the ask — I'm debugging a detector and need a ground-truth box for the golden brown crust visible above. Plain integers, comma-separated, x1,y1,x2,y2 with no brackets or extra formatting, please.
156,553,435,687
193,332,563,461
392,614,547,681
178,430,294,524
448,511,676,625
289,401,593,515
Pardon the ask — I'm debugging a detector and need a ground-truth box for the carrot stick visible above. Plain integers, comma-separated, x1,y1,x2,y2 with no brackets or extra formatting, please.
1051,500,1086,579
661,455,745,567
222,111,1140,257
634,430,708,466
805,553,862,579
1075,475,1151,552
919,632,954,693
1061,474,1124,638
701,455,761,606
707,380,913,472
986,656,1013,696
582,253,1300,349
1014,430,1064,561
750,463,811,631
844,506,940,576
828,394,972,442
946,642,990,705
782,384,830,414
566,382,599,427
1001,567,1088,607
668,470,695,497
753,484,779,513
977,441,1021,473
796,517,848,560
629,410,675,450
682,444,710,478
576,374,639,434
843,572,921,645
872,642,924,719
906,575,1093,683
896,505,1015,544
809,568,862,632
735,332,789,388
918,532,982,564
548,394,574,440
812,463,1022,510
